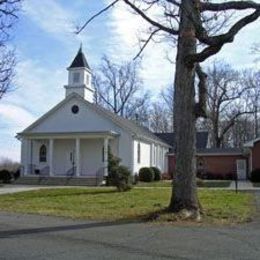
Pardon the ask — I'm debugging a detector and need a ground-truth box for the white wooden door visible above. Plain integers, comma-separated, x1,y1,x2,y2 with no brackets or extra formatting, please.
236,160,247,180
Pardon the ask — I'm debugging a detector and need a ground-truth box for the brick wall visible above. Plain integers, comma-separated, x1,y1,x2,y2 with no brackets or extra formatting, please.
198,155,246,177
168,153,246,179
252,141,260,170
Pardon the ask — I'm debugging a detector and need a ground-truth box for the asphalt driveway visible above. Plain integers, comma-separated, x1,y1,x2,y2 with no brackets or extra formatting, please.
0,208,260,260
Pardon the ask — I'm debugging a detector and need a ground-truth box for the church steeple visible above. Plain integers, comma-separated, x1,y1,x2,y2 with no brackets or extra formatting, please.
68,44,90,69
64,45,94,102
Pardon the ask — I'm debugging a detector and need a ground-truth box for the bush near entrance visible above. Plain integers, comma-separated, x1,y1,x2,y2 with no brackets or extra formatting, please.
139,167,154,182
250,169,260,183
151,167,161,181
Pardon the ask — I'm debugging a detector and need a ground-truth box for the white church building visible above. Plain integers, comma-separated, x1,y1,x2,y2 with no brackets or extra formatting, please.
17,47,170,184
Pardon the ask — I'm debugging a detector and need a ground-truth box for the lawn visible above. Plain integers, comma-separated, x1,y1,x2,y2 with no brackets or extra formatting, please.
0,187,254,224
137,180,231,188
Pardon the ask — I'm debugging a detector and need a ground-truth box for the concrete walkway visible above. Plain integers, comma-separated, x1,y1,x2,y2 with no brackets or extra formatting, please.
229,180,260,191
0,184,87,195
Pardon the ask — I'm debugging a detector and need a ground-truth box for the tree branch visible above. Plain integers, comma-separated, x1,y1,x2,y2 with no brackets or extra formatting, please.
134,28,160,60
195,9,260,47
76,0,120,34
122,0,179,35
200,1,260,12
194,64,207,118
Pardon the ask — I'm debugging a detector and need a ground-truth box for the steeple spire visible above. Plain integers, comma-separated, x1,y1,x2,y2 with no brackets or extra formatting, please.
65,46,94,102
68,44,90,69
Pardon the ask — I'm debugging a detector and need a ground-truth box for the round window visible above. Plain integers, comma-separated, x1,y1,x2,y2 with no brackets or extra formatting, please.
71,105,79,114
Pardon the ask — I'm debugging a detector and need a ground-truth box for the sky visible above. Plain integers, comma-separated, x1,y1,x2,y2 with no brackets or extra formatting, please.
0,0,259,161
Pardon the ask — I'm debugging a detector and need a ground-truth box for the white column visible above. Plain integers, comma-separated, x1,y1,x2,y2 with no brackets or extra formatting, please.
23,139,29,176
104,137,109,177
49,139,54,176
76,138,81,177
150,143,154,167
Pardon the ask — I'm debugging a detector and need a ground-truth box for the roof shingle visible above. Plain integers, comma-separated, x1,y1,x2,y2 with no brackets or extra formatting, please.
69,47,90,69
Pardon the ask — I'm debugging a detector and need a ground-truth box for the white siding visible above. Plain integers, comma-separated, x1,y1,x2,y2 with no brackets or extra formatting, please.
133,139,151,174
28,97,120,134
80,139,104,176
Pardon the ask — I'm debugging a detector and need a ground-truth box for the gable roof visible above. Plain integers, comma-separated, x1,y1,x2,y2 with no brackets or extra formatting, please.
19,93,170,147
244,137,260,148
68,47,90,69
85,100,170,147
197,147,243,155
155,132,208,151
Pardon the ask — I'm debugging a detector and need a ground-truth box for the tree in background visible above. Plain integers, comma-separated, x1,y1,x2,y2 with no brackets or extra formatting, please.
206,61,253,148
149,85,174,133
0,0,21,100
79,0,260,219
243,70,260,139
93,56,150,124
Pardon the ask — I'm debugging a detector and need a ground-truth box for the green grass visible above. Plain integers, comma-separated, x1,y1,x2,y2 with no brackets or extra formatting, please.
0,187,254,224
197,180,231,188
137,181,172,187
137,180,231,188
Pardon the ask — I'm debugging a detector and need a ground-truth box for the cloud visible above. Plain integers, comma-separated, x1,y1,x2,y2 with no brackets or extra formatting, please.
105,1,174,92
6,56,65,114
0,104,36,129
0,56,65,161
22,0,89,46
0,104,37,161
106,1,260,91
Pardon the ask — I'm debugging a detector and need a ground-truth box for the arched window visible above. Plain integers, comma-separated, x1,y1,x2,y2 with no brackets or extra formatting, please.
39,145,47,162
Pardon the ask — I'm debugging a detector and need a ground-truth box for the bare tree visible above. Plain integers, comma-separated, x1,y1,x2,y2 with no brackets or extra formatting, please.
93,56,150,122
0,0,21,100
149,85,174,133
206,61,253,148
231,115,255,147
0,157,20,172
149,102,170,132
161,84,174,131
243,69,260,138
78,0,260,218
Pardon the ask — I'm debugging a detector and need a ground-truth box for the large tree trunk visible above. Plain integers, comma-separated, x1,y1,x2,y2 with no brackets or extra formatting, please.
168,0,199,217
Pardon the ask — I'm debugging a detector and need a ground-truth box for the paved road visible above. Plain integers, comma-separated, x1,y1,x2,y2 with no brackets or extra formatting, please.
0,209,260,260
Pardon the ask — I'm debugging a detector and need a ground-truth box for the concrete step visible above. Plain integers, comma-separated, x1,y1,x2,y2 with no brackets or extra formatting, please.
14,176,102,186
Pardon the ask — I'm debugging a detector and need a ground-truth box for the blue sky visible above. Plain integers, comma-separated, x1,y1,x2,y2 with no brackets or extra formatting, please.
0,0,259,161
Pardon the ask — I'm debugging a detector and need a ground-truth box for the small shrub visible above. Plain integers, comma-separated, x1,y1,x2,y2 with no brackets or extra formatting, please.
151,167,161,181
0,169,13,183
13,169,20,180
251,169,260,183
139,167,154,182
107,149,132,191
108,165,132,192
133,174,139,185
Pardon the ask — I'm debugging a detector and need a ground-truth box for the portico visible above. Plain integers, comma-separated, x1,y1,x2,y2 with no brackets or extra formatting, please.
20,132,118,178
